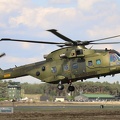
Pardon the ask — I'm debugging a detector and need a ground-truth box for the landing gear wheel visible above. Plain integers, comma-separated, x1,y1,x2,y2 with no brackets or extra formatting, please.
68,85,75,92
57,84,64,90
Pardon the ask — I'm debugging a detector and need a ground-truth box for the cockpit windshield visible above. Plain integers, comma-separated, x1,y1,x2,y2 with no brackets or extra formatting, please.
115,54,120,61
110,51,120,62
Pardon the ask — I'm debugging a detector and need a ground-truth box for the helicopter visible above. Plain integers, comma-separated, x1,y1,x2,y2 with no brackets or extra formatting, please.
0,29,120,92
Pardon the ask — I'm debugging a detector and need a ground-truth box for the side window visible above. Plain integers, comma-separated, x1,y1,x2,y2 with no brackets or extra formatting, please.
51,67,57,73
96,59,101,65
63,65,69,71
88,61,93,66
72,63,78,69
42,66,45,71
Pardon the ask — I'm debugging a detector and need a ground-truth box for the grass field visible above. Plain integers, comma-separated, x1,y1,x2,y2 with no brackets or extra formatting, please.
0,109,120,120
0,101,120,120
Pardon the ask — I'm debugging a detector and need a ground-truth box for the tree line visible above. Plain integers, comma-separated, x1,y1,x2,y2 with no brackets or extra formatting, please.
21,81,120,96
0,80,120,97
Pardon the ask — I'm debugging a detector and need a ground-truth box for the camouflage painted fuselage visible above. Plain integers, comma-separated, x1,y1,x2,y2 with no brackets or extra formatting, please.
0,46,120,84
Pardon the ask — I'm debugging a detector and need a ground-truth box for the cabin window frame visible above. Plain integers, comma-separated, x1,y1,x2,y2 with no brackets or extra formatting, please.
51,67,57,73
96,59,101,65
88,61,93,66
72,63,78,69
63,64,69,71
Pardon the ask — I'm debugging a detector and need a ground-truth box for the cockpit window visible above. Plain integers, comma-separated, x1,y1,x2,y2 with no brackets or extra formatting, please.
115,54,120,61
110,53,120,62
110,54,117,62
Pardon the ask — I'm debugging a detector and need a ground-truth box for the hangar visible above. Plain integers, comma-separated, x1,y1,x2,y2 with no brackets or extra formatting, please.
74,94,115,102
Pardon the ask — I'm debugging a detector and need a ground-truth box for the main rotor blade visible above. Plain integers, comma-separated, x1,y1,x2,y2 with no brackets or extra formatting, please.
47,29,77,45
89,35,120,42
0,38,64,45
90,42,120,44
0,53,5,57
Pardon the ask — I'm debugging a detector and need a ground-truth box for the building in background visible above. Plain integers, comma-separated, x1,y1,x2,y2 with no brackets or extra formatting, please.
7,82,22,101
24,94,41,102
75,94,115,102
54,97,65,102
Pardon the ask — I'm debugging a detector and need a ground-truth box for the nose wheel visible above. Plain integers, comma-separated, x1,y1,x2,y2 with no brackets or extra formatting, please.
57,81,64,90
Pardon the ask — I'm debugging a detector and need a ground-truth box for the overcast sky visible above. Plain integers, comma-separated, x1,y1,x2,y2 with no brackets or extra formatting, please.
0,0,120,83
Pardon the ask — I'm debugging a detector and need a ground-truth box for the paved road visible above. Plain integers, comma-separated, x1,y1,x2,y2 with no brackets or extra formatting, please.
13,105,120,112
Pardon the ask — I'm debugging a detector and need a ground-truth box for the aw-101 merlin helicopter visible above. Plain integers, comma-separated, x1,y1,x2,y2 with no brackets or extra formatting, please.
0,29,120,92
